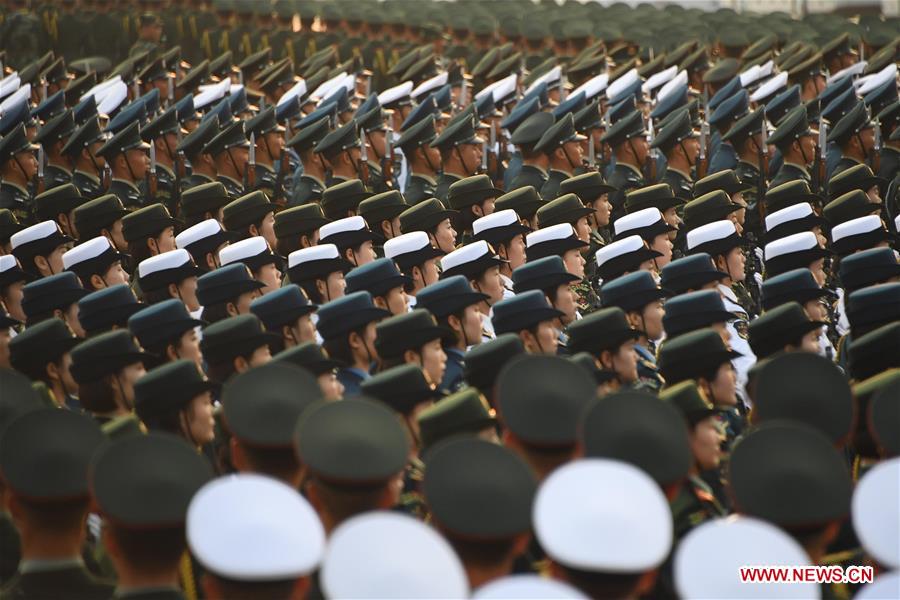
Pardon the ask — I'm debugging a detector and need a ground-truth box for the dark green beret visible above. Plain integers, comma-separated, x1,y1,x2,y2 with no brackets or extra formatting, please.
122,203,179,243
657,328,741,386
361,364,444,417
274,203,329,239
90,432,213,527
34,183,85,223
223,362,321,448
294,398,410,484
683,190,742,230
581,389,692,487
462,333,525,395
399,198,457,234
180,181,232,221
447,174,502,210
423,438,536,538
222,190,277,231
823,190,880,226
358,190,408,226
272,341,341,376
134,359,218,423
536,193,594,228
321,179,370,220
847,322,900,383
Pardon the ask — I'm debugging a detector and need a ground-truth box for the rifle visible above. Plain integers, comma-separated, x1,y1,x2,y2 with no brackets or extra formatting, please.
481,134,489,175
382,122,395,189
488,123,499,185
587,133,596,169
756,119,768,225
357,130,370,185
697,88,709,180
36,146,45,196
166,74,174,109
812,115,825,195
147,143,158,202
645,117,657,184
247,132,257,191
41,79,48,103
872,117,882,176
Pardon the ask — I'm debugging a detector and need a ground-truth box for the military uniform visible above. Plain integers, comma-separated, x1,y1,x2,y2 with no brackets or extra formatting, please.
108,178,145,209
251,163,279,200
661,166,694,200
607,162,645,221
440,347,466,394
769,161,812,189
182,171,215,192
539,168,569,200
635,342,663,393
290,173,325,207
0,182,32,224
434,172,462,204
877,145,899,181
404,173,437,205
509,164,549,194
42,163,71,189
830,155,863,180
671,475,727,540
217,175,244,200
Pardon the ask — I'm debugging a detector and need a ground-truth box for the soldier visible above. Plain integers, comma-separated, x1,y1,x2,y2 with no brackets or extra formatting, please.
707,90,749,174
61,235,129,292
0,125,39,224
446,175,501,245
245,105,285,202
61,117,108,200
472,209,530,297
723,108,767,227
511,256,582,347
602,110,649,222
10,219,72,279
382,231,443,301
653,109,700,203
559,172,617,254
32,183,86,240
0,409,112,599
767,105,816,190
127,298,205,369
8,318,80,408
195,262,265,323
129,12,164,60
748,302,826,361
187,475,325,600
95,121,151,209
374,309,447,386
356,101,393,194
176,116,219,191
90,433,213,599
316,290,391,394
345,257,410,316
286,122,329,208
136,248,203,315
34,109,75,190
599,271,666,392
827,101,878,180
397,115,440,205
205,120,250,199
273,341,344,400
140,106,182,213
431,114,484,204
314,119,365,188
423,438,537,590
534,114,586,201
249,284,317,353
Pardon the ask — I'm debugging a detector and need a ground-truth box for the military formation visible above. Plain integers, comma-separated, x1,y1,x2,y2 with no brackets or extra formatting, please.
0,0,899,598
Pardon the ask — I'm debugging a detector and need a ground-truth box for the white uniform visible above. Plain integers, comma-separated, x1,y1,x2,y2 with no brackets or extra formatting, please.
718,283,756,407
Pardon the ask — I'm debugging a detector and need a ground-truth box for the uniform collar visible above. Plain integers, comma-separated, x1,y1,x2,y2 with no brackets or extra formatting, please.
19,557,84,574
111,178,141,192
521,163,548,177
47,162,72,174
1,181,29,194
783,162,811,177
666,166,692,180
737,159,759,171
155,163,175,177
410,172,437,185
218,174,242,188
718,282,739,303
302,173,325,187
74,169,101,183
617,161,644,177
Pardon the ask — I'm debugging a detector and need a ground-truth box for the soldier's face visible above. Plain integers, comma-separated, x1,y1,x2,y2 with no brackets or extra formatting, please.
562,141,584,168
529,321,559,355
173,328,204,370
367,131,387,159
691,416,724,471
611,339,638,383
460,142,481,174
0,328,10,370
641,299,665,341
722,247,746,283
318,371,344,401
573,216,591,243
460,304,483,346
255,263,282,296
102,261,129,287
184,392,216,445
591,194,612,228
15,151,38,180
865,185,881,204
475,265,504,305
126,149,150,180
706,362,737,406
563,248,585,280
502,234,526,270
418,338,447,388
431,219,457,254
650,233,673,268
383,286,408,316
552,284,577,326
290,314,317,347
808,258,827,287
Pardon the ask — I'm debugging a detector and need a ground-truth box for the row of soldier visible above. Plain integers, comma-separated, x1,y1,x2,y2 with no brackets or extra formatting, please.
0,7,899,600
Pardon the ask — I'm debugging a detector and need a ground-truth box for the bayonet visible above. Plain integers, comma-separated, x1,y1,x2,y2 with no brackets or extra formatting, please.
248,132,256,167
167,75,174,106
559,72,568,103
359,130,368,163
41,80,47,102
874,118,882,152
149,142,157,176
132,80,140,101
37,145,44,180
588,133,595,169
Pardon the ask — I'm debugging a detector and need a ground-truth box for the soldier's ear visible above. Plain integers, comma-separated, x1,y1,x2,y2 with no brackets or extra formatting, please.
89,274,107,290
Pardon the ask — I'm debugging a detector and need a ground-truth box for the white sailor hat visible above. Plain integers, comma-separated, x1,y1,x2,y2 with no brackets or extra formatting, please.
534,459,672,572
187,473,325,581
524,66,561,97
475,76,504,103
686,219,741,255
656,70,688,104
175,218,229,251
473,574,588,599
831,214,886,245
613,207,673,241
473,209,530,245
0,254,22,276
97,81,128,116
321,511,469,599
318,215,373,249
894,213,900,234
643,65,678,96
277,78,307,107
525,223,586,262
10,220,71,254
606,68,641,105
309,71,347,103
440,239,501,279
80,75,123,104
855,572,900,600
751,72,789,103
383,231,443,270
411,71,448,101
492,73,519,105
826,61,867,86
62,236,121,281
595,234,661,280
571,73,609,102
194,78,230,111
766,202,816,232
339,73,357,95
0,84,31,115
857,63,896,96
287,243,350,281
764,230,820,261
137,248,201,291
739,64,763,88
377,81,413,107
674,515,818,599
288,243,339,269
764,231,829,276
0,74,21,103
218,236,281,272
852,457,900,569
